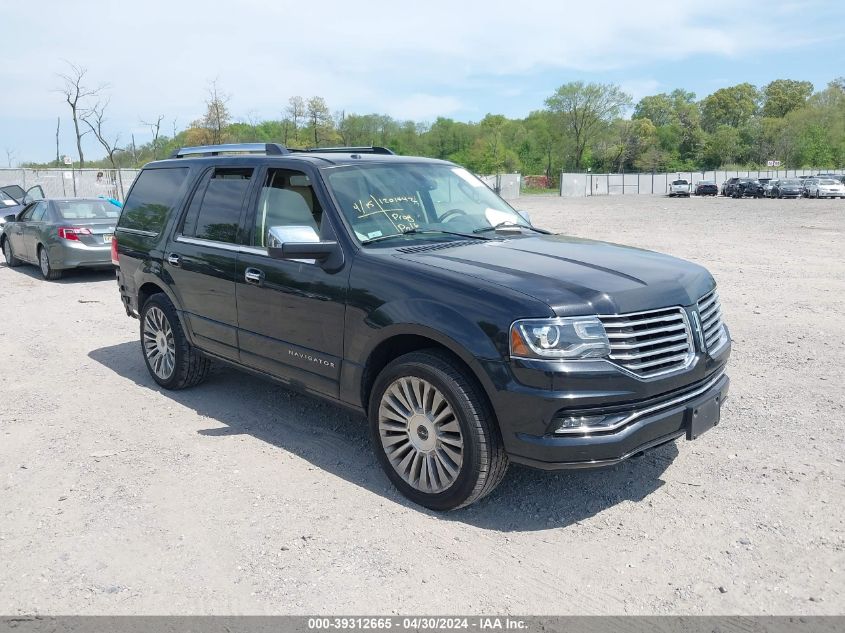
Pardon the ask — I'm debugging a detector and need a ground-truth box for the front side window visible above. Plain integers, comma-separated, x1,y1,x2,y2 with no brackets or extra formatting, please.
251,168,322,248
182,167,253,244
324,163,525,245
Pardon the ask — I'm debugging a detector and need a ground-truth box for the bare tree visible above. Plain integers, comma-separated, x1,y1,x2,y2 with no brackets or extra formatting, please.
56,62,105,167
286,96,305,144
142,115,164,160
83,100,122,169
202,81,231,144
4,148,16,168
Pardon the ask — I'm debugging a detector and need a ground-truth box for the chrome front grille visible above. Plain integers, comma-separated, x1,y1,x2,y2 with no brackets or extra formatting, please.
599,307,694,378
698,290,728,352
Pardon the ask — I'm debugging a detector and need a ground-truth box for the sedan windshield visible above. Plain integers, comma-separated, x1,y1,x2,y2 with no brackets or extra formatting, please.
323,163,528,244
819,179,839,185
781,179,800,186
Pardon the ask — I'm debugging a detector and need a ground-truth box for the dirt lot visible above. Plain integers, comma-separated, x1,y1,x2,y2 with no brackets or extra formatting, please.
1,194,843,615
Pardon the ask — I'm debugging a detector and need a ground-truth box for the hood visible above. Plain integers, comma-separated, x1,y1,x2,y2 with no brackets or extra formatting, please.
393,234,714,315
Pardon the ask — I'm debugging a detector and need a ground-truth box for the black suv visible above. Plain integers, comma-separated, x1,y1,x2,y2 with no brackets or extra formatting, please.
113,143,731,510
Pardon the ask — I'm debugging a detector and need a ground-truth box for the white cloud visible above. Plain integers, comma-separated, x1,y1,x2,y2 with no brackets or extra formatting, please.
1,0,842,160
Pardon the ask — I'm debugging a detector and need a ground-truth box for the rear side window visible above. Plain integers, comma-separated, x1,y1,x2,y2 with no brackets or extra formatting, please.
181,167,253,244
118,168,189,234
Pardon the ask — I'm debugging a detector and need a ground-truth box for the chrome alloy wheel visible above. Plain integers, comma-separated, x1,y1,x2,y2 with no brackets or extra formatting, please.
143,306,176,380
378,377,464,493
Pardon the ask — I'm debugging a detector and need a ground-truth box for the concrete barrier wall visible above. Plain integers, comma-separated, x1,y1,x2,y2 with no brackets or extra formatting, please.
0,168,140,202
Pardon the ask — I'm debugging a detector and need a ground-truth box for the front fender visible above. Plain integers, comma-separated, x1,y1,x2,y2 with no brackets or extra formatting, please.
341,298,508,410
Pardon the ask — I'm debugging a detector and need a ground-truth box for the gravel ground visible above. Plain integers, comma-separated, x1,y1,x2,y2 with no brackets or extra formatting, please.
0,194,842,615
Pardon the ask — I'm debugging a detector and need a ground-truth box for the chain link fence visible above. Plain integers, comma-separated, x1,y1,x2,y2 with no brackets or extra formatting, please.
0,168,141,203
559,168,845,197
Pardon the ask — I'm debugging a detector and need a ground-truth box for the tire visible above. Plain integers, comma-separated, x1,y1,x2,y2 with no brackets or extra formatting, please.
139,293,210,390
38,246,63,280
368,349,508,511
2,238,21,267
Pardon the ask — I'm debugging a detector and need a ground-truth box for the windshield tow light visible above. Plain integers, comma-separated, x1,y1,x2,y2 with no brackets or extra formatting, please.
510,317,610,360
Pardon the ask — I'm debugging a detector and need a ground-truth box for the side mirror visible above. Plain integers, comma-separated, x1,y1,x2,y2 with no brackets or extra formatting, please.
516,210,532,225
266,225,343,271
3,214,16,223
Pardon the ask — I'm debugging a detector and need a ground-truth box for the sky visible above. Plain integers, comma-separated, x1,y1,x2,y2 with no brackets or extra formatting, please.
1,0,843,164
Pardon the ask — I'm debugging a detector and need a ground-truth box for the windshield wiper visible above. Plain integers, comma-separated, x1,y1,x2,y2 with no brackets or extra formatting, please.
472,222,551,235
362,228,492,245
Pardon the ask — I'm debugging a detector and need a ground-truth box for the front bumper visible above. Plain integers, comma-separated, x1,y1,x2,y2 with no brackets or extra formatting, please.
508,370,729,469
481,333,731,470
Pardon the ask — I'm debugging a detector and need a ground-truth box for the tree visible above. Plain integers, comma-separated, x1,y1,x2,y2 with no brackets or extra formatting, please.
305,96,334,146
142,115,165,160
702,125,742,168
82,100,122,169
762,80,813,118
544,82,632,170
700,83,759,131
202,81,231,144
633,94,674,127
286,96,306,145
56,62,104,167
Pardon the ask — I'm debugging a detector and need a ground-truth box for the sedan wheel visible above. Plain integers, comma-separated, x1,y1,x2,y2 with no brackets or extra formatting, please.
3,239,21,267
38,247,62,280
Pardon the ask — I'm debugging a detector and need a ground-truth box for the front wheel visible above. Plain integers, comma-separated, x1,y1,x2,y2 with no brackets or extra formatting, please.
2,239,21,267
369,350,508,511
140,293,210,389
38,246,62,280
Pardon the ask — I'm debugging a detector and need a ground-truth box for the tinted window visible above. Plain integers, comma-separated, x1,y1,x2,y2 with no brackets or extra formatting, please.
19,203,38,221
118,168,189,234
251,169,322,247
182,167,253,244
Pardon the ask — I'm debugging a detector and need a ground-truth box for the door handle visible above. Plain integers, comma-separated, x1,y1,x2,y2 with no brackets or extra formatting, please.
244,268,264,284
167,253,181,267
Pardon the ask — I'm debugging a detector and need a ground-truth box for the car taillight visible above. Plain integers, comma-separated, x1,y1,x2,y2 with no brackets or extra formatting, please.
57,227,93,241
111,235,119,266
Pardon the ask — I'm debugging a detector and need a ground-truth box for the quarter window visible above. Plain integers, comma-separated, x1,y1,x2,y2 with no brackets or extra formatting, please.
182,167,253,244
119,167,189,234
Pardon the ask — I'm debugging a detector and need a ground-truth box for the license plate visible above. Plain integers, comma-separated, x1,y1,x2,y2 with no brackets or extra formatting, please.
103,234,113,243
686,395,721,440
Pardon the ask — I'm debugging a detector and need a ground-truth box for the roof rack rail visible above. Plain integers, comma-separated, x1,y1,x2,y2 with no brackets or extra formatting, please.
291,146,395,155
170,143,290,158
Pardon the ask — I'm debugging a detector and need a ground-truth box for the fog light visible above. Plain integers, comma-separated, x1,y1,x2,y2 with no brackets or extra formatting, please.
553,413,628,434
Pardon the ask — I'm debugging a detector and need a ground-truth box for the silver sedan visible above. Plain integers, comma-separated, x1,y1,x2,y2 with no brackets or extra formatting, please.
1,198,119,280
808,178,845,199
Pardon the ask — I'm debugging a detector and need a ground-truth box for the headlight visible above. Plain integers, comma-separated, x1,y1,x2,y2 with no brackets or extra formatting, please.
510,316,610,360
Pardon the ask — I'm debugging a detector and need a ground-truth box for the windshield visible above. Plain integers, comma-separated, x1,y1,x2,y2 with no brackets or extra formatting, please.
324,163,527,244
781,179,800,186
819,179,838,185
55,199,120,220
672,180,688,185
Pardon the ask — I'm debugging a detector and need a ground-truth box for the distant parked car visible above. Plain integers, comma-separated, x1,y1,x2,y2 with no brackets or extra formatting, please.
1,198,118,280
802,178,818,197
738,179,764,198
694,181,718,196
807,178,845,198
770,179,803,198
721,177,740,196
0,185,45,228
669,179,690,197
763,179,779,197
